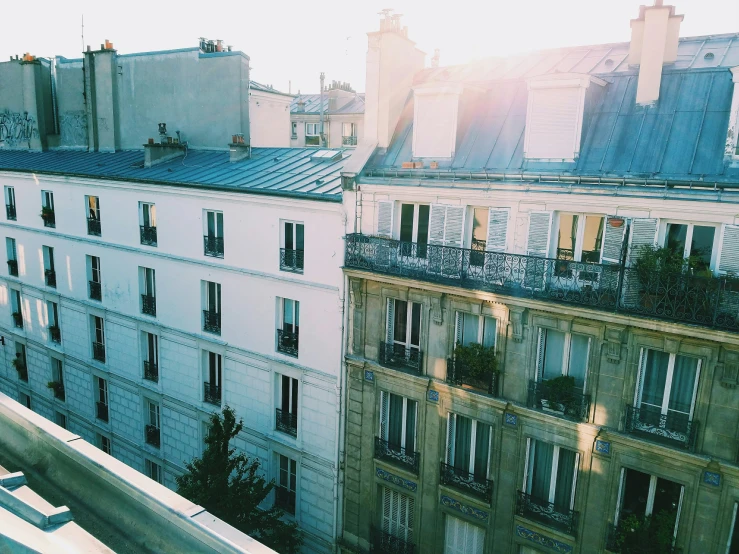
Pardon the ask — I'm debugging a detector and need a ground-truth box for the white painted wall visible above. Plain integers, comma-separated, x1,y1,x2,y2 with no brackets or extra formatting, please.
249,90,292,147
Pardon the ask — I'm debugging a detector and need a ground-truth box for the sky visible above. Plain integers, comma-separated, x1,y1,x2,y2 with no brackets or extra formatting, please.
1,0,738,94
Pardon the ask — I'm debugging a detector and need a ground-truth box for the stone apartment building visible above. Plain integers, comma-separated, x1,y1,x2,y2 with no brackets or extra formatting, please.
291,81,365,149
338,5,739,554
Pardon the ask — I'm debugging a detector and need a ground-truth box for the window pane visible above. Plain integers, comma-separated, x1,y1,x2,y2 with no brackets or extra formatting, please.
582,216,604,263
405,400,417,452
730,505,739,554
410,303,421,348
285,223,294,250
388,393,404,446
417,205,430,246
482,317,496,349
461,313,479,347
473,423,490,481
529,441,553,500
690,226,714,270
472,208,488,247
393,300,408,343
641,350,670,412
553,448,576,511
400,204,415,243
281,375,290,411
666,223,687,256
283,299,294,326
296,224,304,250
216,213,223,236
668,355,698,415
207,212,215,235
542,330,566,380
557,214,578,260
568,335,589,388
653,477,682,519
453,415,472,472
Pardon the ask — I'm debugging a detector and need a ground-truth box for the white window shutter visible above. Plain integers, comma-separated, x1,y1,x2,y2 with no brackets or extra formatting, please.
377,201,394,237
386,298,395,344
535,328,546,381
600,216,627,264
454,312,463,346
381,487,392,533
522,438,532,491
526,212,552,257
379,391,388,440
444,206,465,247
429,204,447,245
446,413,456,464
569,452,580,510
486,208,509,252
445,516,462,554
466,522,484,554
626,218,658,266
634,348,647,406
719,224,739,274
526,87,582,160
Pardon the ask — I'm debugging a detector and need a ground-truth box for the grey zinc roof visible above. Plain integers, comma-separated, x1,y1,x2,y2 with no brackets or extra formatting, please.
250,80,293,97
291,94,366,114
0,147,349,200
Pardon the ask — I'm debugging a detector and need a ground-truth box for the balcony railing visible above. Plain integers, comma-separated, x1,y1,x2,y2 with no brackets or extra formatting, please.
605,521,680,554
375,437,420,474
624,405,698,452
204,235,224,258
342,135,358,146
92,341,106,363
276,408,298,436
439,462,493,503
144,361,158,383
45,269,56,288
49,325,61,344
12,312,23,328
527,380,591,422
276,329,299,357
344,234,739,334
204,382,221,405
49,381,65,401
96,401,109,422
142,294,156,316
7,260,17,276
203,310,221,334
370,526,415,554
274,486,296,515
6,204,16,220
145,424,161,448
378,342,423,374
140,225,157,246
89,280,102,301
280,248,304,273
516,490,578,536
87,217,101,236
446,358,499,396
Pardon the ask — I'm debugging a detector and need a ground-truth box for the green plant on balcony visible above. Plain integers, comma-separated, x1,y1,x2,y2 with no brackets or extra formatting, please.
40,206,55,222
540,375,576,413
613,511,677,553
452,342,497,381
12,355,27,379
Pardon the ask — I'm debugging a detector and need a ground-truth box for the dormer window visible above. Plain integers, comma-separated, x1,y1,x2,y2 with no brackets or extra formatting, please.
411,83,465,159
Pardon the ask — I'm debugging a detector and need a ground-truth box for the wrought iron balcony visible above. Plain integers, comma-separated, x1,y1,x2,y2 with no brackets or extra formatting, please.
516,490,578,536
144,361,158,383
49,325,61,344
45,269,56,288
87,217,101,236
7,260,17,276
344,234,739,334
280,248,304,273
89,280,102,301
142,294,156,316
274,486,296,515
204,382,221,405
145,424,161,448
527,380,591,422
96,401,109,422
624,405,698,452
6,204,16,220
41,209,55,227
12,311,23,328
446,358,499,396
370,526,415,554
92,341,106,363
49,381,65,401
276,329,299,357
203,235,224,258
374,437,420,474
203,310,221,334
605,521,680,554
342,135,358,146
439,462,493,503
378,342,423,374
276,408,298,436
140,225,157,246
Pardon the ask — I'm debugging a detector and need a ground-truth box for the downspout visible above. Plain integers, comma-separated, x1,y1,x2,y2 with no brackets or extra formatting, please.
333,271,349,552
320,72,326,147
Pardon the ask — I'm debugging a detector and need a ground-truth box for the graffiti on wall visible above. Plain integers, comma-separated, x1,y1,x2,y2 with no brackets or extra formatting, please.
60,111,88,146
0,110,38,147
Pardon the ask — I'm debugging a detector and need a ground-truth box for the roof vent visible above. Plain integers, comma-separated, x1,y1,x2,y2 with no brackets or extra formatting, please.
310,150,342,162
604,58,614,67
704,52,715,61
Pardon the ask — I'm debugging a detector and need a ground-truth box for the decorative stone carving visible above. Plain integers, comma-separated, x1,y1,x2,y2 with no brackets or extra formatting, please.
605,325,626,364
349,278,363,308
509,306,525,343
663,336,681,355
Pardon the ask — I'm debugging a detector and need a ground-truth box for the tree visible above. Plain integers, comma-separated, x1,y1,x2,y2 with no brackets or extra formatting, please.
176,407,302,553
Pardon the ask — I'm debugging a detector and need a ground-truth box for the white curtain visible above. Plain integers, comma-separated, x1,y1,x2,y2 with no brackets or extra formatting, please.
668,355,698,416
568,335,589,388
542,330,566,380
529,441,553,500
641,350,670,415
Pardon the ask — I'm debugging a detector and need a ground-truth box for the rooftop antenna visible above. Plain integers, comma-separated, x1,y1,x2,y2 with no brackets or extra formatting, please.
81,14,85,52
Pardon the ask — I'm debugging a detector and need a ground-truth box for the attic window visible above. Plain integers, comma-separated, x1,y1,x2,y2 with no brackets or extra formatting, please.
704,52,715,61
310,150,342,162
411,83,464,159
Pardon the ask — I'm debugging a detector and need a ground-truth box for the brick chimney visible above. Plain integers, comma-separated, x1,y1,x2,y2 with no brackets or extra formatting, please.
629,1,684,105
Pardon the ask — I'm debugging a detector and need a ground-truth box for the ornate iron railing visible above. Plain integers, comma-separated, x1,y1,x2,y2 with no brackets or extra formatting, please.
87,217,101,236
140,225,157,246
6,204,16,220
89,280,102,301
45,269,56,288
342,135,358,146
378,342,423,374
516,491,578,536
277,329,299,357
7,260,17,276
280,248,304,273
446,358,499,396
49,325,61,344
96,401,109,422
624,405,698,452
440,462,493,503
41,210,55,227
276,408,298,436
49,381,65,401
144,361,158,382
204,382,221,405
527,380,591,421
145,424,161,448
275,486,296,514
92,341,106,363
204,235,224,257
344,234,739,333
12,311,23,328
203,310,221,334
370,526,415,554
605,521,680,553
374,437,420,474
142,294,157,316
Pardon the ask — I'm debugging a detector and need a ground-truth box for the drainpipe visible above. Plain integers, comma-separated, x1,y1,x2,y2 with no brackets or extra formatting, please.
332,271,349,553
320,72,326,147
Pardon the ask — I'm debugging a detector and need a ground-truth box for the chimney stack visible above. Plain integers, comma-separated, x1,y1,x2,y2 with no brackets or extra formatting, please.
431,49,440,68
629,2,683,105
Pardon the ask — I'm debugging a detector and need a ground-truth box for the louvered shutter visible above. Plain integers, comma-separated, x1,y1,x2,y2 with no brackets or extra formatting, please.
446,413,456,464
526,212,552,257
634,348,647,406
466,521,485,554
626,218,658,266
718,225,739,274
445,516,462,554
377,201,394,237
600,216,627,264
522,438,532,491
569,452,580,510
386,298,395,344
486,208,509,252
381,487,392,534
444,206,465,247
526,87,581,160
429,204,447,245
454,312,463,345
379,391,389,441
535,329,546,381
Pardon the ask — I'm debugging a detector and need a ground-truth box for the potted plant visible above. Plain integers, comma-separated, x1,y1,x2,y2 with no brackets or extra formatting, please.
40,206,55,224
451,342,497,393
540,375,575,414
12,355,26,380
613,511,677,554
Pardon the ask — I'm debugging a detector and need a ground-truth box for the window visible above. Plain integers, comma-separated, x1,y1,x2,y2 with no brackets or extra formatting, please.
95,376,108,422
203,281,221,334
10,289,22,328
455,312,496,349
727,503,739,554
291,121,297,138
48,301,60,343
379,487,414,548
140,267,156,316
536,329,590,387
55,411,67,429
145,399,161,448
145,459,162,484
14,343,27,381
280,221,304,273
143,332,159,383
305,123,320,146
98,433,111,455
276,375,299,436
276,454,297,515
43,246,56,288
385,298,421,358
663,222,716,271
139,202,157,246
6,238,17,276
277,298,299,357
399,203,430,256
445,414,491,483
556,214,604,263
19,392,31,410
87,255,102,301
41,190,55,227
203,351,222,405
523,439,579,516
444,515,484,554
5,186,16,220
50,358,64,400
204,210,224,257
86,195,101,236
91,316,106,362
342,122,357,138
377,392,418,471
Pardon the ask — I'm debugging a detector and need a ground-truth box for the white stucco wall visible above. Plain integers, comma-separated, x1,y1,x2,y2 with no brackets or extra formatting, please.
249,90,292,148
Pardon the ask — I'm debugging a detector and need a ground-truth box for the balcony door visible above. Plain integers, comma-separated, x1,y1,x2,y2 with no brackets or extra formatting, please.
380,487,414,545
554,213,604,289
386,298,421,357
455,312,496,348
379,391,417,453
524,439,578,513
536,329,589,388
615,468,683,542
446,414,491,481
399,203,430,259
